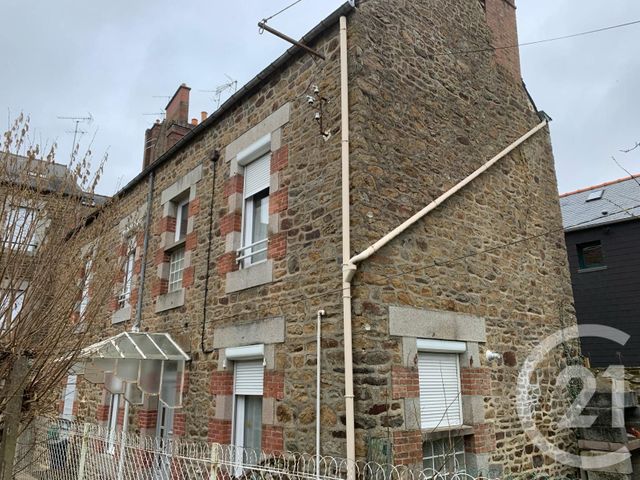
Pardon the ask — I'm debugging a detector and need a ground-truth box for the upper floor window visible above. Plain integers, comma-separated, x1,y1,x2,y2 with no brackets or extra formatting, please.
175,198,189,242
3,205,37,252
239,153,270,268
577,240,604,270
118,238,136,309
168,247,185,293
79,258,92,317
0,289,24,331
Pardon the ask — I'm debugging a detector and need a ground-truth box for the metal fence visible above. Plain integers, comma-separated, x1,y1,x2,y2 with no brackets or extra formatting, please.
13,418,484,480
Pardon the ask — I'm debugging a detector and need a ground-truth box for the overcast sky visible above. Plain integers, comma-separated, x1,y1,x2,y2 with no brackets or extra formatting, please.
1,1,639,196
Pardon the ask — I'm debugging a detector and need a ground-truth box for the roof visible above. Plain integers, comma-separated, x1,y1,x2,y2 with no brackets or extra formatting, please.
560,174,640,232
116,1,355,198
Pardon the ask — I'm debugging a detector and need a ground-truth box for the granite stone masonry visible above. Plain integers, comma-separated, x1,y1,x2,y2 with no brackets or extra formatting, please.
66,0,578,477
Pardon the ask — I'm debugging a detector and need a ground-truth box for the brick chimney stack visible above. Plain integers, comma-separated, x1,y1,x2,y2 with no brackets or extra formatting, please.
484,0,521,80
142,83,194,170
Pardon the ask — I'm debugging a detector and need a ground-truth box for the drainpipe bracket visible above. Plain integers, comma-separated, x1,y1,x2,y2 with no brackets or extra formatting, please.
343,263,357,283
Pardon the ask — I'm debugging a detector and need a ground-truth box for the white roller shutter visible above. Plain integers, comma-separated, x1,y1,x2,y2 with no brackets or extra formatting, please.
418,352,462,429
234,360,264,396
244,154,271,198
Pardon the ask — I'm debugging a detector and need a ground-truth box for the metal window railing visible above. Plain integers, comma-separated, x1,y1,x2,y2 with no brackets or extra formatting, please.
236,238,269,265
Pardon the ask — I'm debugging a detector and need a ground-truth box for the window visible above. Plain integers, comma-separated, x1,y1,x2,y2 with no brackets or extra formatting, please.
3,206,37,251
106,393,121,455
423,437,466,478
577,241,604,270
79,259,92,317
586,190,604,202
0,289,24,331
418,350,463,430
168,248,185,293
233,359,264,472
239,153,270,268
175,199,189,242
119,239,136,308
61,375,77,421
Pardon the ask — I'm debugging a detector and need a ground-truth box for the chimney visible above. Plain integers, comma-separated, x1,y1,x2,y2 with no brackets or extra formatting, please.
165,83,191,125
142,83,195,170
201,111,208,123
484,0,521,80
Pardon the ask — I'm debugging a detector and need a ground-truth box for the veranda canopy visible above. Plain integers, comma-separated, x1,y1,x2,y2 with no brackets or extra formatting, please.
72,332,190,409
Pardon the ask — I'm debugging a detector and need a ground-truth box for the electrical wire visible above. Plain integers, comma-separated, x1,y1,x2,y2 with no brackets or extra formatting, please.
435,18,640,57
262,0,305,24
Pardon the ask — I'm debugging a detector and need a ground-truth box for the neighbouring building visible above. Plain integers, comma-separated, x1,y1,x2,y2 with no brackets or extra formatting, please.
55,0,579,477
561,175,640,368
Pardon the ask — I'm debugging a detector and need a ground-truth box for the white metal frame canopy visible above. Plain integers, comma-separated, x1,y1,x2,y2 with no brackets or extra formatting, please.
73,332,190,409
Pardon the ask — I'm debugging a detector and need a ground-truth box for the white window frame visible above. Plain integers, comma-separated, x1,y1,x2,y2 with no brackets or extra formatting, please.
3,205,37,252
61,375,77,421
79,259,92,317
168,248,185,293
119,240,136,309
1,289,24,331
174,199,189,242
417,340,465,431
422,437,466,478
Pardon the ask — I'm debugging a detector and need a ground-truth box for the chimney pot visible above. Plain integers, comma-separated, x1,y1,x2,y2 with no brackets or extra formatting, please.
201,111,208,122
191,118,198,126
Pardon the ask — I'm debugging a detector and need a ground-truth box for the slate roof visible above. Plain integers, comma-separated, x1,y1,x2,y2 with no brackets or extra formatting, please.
560,175,640,232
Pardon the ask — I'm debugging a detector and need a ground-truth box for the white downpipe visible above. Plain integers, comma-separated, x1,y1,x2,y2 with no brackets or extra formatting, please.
316,309,326,480
347,119,549,269
338,15,356,480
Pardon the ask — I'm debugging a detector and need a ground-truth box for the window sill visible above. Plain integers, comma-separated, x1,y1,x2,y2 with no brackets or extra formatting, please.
165,237,186,252
578,266,607,274
421,425,474,441
111,305,132,324
225,260,273,294
155,288,185,313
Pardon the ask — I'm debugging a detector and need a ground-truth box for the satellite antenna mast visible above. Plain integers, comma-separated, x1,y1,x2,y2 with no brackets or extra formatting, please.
57,113,93,162
200,75,238,109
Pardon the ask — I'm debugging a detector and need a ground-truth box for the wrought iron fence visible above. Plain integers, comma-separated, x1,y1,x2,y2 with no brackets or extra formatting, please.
13,418,487,480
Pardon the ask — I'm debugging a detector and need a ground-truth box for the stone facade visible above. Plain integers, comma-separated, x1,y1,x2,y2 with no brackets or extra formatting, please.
68,0,578,477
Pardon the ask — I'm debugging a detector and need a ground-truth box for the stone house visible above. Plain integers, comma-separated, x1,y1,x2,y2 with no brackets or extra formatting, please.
63,0,578,477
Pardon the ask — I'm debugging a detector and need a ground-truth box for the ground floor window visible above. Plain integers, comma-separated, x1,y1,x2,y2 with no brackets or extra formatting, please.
422,437,466,478
106,393,120,455
233,359,264,470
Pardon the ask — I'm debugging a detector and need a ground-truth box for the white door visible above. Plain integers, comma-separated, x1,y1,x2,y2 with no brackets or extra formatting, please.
155,403,174,479
106,393,120,455
233,360,264,474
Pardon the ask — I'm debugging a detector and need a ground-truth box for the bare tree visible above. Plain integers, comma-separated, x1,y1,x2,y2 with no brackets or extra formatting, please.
0,115,115,479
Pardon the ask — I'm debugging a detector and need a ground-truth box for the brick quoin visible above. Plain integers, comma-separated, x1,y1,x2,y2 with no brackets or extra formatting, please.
152,279,169,297
182,266,195,288
220,213,242,236
392,430,422,465
188,197,200,217
223,175,244,198
108,297,118,313
217,252,238,275
208,419,232,445
210,371,233,396
117,406,126,427
465,423,497,454
173,413,186,436
264,371,284,400
157,216,177,235
181,372,190,395
262,425,284,454
392,366,420,400
129,288,139,306
117,242,128,257
136,231,144,247
270,145,289,173
133,259,142,275
185,231,198,251
138,410,158,429
460,367,492,396
267,233,287,261
154,248,170,266
268,187,288,215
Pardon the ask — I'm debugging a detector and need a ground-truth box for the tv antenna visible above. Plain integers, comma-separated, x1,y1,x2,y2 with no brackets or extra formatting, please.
57,113,93,162
200,75,238,109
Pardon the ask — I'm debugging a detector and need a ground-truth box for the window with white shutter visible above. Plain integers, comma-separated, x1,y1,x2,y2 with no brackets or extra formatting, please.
234,360,264,396
238,148,271,268
233,359,264,466
418,352,463,430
